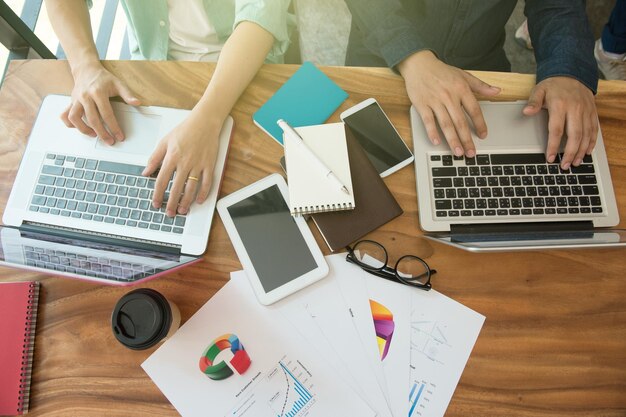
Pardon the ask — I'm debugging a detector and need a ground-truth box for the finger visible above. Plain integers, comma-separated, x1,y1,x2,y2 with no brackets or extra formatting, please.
166,169,187,217
61,104,74,128
143,141,167,176
546,107,565,164
463,72,501,97
415,104,441,145
461,93,488,139
114,80,141,106
82,98,116,145
447,98,475,157
153,164,175,213
433,105,464,157
67,102,96,137
178,172,201,215
93,95,125,142
523,85,546,116
573,113,592,166
196,170,214,204
587,113,599,155
560,111,583,170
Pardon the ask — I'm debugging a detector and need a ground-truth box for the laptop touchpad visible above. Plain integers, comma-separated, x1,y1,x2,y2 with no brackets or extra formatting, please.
95,110,162,155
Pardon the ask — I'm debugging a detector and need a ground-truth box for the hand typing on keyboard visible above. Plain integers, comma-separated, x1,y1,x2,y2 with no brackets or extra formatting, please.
398,52,599,171
142,111,221,217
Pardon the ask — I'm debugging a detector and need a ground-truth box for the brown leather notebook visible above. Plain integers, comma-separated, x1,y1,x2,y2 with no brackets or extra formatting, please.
281,125,403,251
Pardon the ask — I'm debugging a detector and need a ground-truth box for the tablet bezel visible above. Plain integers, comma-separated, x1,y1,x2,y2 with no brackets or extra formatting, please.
217,173,329,305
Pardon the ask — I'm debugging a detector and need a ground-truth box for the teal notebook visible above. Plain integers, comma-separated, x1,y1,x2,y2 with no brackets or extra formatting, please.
253,61,348,145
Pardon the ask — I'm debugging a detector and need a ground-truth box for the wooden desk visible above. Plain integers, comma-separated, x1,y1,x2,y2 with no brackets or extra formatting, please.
0,60,624,417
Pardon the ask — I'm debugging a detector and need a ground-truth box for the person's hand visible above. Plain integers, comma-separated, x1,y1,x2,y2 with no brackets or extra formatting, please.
142,113,222,217
62,62,140,145
523,76,598,169
398,50,501,157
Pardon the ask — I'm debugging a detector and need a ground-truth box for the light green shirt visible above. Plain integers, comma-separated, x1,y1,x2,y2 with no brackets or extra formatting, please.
89,0,294,63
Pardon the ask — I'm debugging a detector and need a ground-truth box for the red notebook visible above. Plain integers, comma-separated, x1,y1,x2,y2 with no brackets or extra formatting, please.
0,281,40,415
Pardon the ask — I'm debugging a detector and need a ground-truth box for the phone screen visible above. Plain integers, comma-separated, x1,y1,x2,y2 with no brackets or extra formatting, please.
342,102,413,175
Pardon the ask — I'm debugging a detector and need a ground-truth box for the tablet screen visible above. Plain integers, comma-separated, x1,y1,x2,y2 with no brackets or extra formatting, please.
227,185,318,292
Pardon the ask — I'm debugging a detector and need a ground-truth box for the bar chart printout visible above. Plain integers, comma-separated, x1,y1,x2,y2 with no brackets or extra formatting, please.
408,379,436,417
267,358,316,417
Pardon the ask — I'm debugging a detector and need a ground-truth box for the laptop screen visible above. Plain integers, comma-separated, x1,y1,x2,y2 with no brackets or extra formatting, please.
0,226,199,284
428,229,626,252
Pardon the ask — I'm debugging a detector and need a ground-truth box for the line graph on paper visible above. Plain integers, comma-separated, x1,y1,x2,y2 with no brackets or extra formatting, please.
266,358,316,417
411,317,452,366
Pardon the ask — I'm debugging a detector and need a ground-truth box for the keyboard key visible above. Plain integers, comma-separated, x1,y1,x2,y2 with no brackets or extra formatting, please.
592,207,603,213
433,178,452,188
432,167,456,177
590,196,601,206
469,188,480,198
485,210,496,216
580,207,591,214
476,199,487,209
39,175,56,185
511,198,522,208
568,208,580,214
435,200,451,210
464,199,475,209
491,153,545,164
480,166,491,176
545,208,556,215
430,155,441,161
434,189,444,199
445,189,456,199
452,200,463,209
32,195,46,205
173,227,184,234
487,177,498,186
98,160,145,176
472,210,484,216
442,155,453,166
461,210,471,216
578,175,597,184
457,189,468,198
476,155,490,165
458,167,468,176
522,209,532,215
533,209,544,215
116,219,126,226
510,209,521,215
104,217,115,224
29,205,39,212
109,207,120,217
149,224,160,231
139,222,149,229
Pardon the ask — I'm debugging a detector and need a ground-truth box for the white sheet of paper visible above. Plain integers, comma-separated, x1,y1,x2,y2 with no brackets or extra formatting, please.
408,289,485,417
364,271,412,417
141,276,375,417
328,254,392,407
254,260,393,417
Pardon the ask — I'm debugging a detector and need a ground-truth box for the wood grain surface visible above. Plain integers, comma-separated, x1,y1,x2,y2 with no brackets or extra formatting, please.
0,60,625,417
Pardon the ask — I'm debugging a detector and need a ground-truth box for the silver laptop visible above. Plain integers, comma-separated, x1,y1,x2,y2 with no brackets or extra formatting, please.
2,94,233,283
411,100,626,252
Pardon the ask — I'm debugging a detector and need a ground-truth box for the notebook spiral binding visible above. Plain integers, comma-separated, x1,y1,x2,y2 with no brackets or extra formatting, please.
17,282,39,415
292,202,355,216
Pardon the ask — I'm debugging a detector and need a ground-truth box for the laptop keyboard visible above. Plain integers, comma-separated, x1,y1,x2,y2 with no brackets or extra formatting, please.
429,152,603,218
23,245,161,282
29,153,186,234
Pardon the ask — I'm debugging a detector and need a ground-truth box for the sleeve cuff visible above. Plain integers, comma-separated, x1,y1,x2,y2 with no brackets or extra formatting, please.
536,55,599,94
234,1,294,63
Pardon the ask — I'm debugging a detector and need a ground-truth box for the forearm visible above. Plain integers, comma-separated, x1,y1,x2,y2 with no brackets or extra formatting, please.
46,0,100,75
525,0,598,93
192,21,274,130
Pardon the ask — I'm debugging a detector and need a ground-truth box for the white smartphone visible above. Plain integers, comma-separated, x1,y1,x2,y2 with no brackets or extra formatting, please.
340,98,414,177
217,174,329,305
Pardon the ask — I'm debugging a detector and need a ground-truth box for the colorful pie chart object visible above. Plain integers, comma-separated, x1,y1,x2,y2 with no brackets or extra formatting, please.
370,299,395,360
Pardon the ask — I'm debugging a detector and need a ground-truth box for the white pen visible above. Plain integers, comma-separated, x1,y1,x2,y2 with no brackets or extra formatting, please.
277,119,350,195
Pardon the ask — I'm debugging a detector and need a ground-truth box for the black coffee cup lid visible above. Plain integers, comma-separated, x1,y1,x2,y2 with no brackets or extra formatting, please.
111,288,172,350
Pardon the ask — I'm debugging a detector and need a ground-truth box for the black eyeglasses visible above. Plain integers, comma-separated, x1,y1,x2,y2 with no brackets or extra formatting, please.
345,240,436,291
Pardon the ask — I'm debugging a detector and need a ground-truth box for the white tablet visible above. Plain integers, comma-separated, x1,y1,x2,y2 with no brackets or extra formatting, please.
217,174,329,305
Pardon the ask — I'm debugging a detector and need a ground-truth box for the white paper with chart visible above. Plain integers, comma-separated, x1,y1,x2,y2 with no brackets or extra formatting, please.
407,289,485,417
141,276,374,417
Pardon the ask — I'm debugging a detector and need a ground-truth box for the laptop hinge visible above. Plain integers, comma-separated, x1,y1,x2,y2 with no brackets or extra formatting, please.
450,221,594,235
20,222,182,255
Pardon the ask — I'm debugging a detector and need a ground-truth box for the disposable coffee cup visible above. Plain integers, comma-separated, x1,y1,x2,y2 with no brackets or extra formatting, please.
111,288,181,350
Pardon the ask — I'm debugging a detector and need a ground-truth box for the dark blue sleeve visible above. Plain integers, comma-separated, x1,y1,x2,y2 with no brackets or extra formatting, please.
344,0,431,68
525,0,599,93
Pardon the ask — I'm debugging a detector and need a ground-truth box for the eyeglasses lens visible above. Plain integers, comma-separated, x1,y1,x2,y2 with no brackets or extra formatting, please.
396,256,430,284
352,241,386,269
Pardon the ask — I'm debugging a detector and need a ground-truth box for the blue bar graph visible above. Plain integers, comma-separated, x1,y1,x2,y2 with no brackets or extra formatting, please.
277,362,313,417
408,382,425,417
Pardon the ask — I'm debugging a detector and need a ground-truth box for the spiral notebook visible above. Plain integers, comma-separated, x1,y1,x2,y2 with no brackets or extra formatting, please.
284,122,355,216
0,281,40,415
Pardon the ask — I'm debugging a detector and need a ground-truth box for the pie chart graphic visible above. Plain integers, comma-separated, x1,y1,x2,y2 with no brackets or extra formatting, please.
199,334,251,380
370,299,395,361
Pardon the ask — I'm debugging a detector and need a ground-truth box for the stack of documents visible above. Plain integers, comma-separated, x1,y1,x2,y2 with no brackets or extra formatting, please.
142,254,485,417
